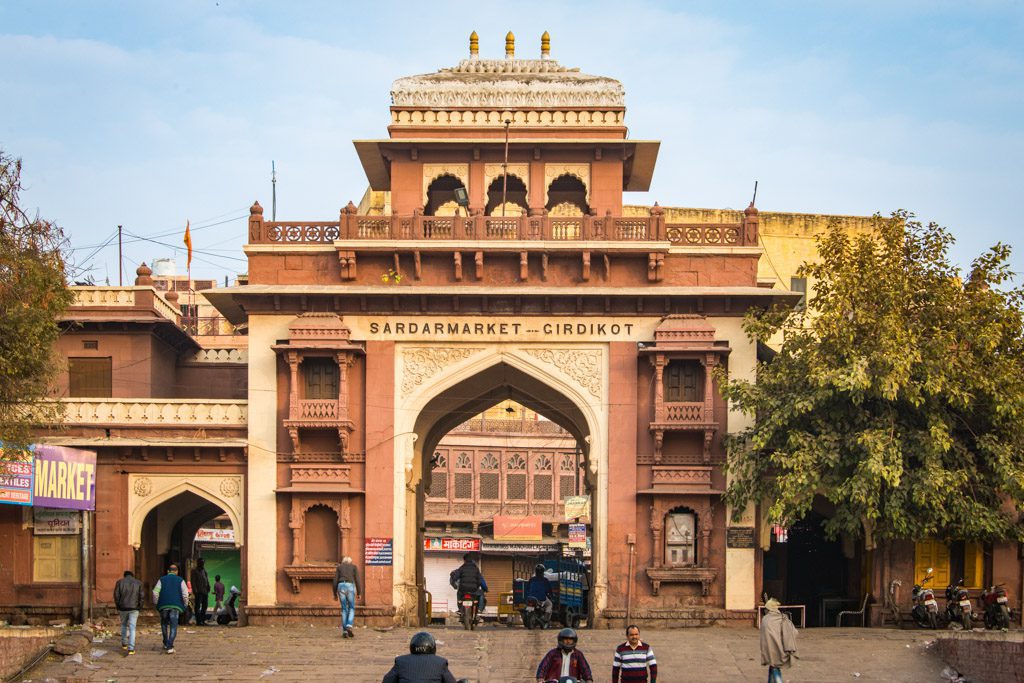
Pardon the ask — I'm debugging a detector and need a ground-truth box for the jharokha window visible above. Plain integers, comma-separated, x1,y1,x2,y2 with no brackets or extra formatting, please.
429,453,448,498
303,358,338,399
505,453,527,500
664,360,702,403
666,511,697,566
479,453,500,501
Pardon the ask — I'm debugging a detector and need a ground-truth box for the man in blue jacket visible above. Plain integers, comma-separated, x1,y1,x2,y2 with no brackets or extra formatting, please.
152,564,189,653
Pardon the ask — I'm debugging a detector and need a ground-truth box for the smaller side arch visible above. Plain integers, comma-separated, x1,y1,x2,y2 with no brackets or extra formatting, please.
128,475,244,550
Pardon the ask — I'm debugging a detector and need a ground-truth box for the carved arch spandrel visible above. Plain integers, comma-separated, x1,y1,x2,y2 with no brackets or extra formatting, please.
422,164,469,206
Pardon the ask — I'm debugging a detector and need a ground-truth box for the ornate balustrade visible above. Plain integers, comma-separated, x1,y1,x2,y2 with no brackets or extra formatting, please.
181,316,239,337
662,402,707,423
60,399,247,426
72,286,180,323
297,399,339,420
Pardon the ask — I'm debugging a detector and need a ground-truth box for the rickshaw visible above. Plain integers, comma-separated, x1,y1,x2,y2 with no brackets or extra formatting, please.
513,550,590,629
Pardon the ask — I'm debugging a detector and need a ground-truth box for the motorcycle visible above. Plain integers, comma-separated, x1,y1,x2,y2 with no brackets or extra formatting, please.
522,596,551,630
910,569,940,629
944,579,973,630
981,583,1012,630
459,591,479,631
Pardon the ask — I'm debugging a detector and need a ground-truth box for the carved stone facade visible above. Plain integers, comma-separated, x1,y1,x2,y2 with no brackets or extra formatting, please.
400,347,483,395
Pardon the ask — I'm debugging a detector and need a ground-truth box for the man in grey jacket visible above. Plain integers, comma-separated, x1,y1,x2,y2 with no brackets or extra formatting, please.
760,598,798,683
113,570,143,655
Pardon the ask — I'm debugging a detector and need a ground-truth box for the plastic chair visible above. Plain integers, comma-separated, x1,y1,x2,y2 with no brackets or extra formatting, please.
837,593,871,627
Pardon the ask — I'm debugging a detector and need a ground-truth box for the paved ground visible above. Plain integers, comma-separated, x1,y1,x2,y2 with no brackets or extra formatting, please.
21,622,955,682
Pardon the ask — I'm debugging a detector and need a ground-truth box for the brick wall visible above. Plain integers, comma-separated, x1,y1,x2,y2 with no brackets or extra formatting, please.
936,634,1024,683
0,627,60,679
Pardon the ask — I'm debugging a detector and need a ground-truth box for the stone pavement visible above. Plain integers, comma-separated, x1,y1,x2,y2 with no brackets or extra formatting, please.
20,622,953,682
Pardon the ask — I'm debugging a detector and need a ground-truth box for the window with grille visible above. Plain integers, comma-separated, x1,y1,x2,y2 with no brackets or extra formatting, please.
505,453,527,500
68,357,112,397
558,455,578,499
666,511,697,566
665,360,702,402
454,452,473,499
303,358,338,399
479,453,500,500
429,453,448,498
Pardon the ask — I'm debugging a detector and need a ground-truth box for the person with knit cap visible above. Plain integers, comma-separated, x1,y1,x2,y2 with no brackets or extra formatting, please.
760,597,798,682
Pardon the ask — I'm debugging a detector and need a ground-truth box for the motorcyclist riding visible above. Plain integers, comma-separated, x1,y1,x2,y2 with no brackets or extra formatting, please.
382,631,462,683
535,628,594,683
525,563,554,624
449,553,486,616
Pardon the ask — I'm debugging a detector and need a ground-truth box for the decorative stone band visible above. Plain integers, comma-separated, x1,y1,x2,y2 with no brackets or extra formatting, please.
72,286,181,323
188,348,248,363
391,108,624,127
59,398,247,426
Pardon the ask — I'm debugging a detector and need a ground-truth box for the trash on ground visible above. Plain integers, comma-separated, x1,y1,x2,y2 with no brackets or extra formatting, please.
941,666,967,682
64,653,83,664
90,648,108,658
260,665,280,678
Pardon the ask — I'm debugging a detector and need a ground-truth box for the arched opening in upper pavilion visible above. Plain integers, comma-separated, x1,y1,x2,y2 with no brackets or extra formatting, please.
405,360,597,627
424,174,467,216
546,174,590,216
485,175,528,216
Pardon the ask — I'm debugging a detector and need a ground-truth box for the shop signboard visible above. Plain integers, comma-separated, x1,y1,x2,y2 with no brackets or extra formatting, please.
0,444,96,510
32,445,96,511
568,523,587,548
423,537,481,552
493,515,542,541
195,528,236,544
33,508,80,535
0,445,34,505
563,495,590,520
483,542,558,554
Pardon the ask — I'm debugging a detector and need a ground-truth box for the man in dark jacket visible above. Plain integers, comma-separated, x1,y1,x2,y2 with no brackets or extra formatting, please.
332,556,362,637
382,632,459,683
449,553,485,616
190,558,211,625
113,570,142,654
536,628,594,683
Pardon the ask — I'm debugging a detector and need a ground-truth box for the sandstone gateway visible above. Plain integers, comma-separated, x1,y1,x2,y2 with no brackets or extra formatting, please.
3,34,1019,630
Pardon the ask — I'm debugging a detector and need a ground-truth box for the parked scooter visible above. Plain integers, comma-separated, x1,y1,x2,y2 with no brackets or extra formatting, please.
911,568,940,629
522,595,552,630
944,579,973,630
216,586,241,625
981,583,1012,630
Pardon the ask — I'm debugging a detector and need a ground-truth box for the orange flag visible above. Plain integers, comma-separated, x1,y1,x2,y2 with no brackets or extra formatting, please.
183,220,193,270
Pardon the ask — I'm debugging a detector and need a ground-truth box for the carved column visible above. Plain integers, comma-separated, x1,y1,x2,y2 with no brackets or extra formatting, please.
286,351,300,415
650,504,665,568
699,501,713,568
652,355,666,423
702,354,717,422
288,499,302,566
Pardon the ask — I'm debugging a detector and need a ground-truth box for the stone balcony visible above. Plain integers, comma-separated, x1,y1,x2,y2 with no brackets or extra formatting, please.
60,398,247,426
70,286,181,324
247,206,758,248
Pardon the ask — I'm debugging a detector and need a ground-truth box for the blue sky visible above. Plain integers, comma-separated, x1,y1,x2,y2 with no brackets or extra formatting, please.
2,1,1022,282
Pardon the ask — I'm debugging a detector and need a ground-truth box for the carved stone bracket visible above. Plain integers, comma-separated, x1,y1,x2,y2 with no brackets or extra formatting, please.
645,566,719,596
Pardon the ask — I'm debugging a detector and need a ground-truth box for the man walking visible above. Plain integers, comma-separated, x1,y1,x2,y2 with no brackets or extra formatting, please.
213,574,226,612
612,624,657,682
113,570,142,655
153,564,189,654
190,557,211,625
333,555,361,638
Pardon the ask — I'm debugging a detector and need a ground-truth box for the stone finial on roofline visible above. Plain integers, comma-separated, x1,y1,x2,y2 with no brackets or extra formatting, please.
469,31,479,59
541,31,550,59
506,31,515,58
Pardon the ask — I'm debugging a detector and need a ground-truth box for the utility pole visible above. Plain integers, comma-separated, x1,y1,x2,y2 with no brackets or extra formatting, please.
501,120,510,217
117,225,123,286
272,161,277,221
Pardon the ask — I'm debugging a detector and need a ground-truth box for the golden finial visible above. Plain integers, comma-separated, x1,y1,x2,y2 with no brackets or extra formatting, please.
469,31,479,58
541,31,550,58
505,31,515,58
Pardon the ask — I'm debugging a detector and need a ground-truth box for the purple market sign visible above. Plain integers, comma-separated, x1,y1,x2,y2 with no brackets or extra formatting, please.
32,446,97,511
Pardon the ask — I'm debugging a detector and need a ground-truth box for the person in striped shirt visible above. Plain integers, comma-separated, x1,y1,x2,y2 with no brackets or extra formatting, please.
612,625,657,683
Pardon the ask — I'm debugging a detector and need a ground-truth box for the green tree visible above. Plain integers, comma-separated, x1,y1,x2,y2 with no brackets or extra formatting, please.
0,150,74,450
723,211,1024,547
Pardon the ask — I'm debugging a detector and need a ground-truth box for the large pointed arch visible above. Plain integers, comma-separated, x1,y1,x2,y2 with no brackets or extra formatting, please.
390,346,609,623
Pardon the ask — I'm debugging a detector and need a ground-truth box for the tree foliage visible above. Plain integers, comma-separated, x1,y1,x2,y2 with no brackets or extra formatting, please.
723,211,1024,546
0,150,73,449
